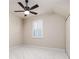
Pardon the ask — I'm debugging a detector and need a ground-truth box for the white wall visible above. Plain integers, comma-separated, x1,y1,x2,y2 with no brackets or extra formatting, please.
9,13,23,47
24,14,66,48
66,16,70,57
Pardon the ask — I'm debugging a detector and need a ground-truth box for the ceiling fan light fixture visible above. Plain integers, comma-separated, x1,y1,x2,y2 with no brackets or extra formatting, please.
14,0,39,16
24,11,30,15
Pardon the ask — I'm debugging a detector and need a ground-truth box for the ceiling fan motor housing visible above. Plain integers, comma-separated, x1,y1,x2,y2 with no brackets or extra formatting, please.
25,7,30,11
14,0,39,16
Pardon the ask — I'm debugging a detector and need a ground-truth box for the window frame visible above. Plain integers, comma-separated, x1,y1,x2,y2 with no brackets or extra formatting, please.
32,20,43,38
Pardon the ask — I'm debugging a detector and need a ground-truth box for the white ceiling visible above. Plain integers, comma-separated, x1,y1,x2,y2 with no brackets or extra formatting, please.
9,0,70,19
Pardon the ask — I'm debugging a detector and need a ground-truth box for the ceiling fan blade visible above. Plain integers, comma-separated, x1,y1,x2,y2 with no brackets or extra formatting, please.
25,0,28,3
25,0,28,7
30,4,39,10
30,11,38,15
25,0,29,10
14,10,24,12
18,2,25,10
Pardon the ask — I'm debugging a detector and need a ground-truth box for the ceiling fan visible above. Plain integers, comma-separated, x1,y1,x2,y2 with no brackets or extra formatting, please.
14,0,39,16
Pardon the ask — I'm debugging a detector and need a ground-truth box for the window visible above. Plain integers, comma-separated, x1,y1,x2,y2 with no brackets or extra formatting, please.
32,20,43,38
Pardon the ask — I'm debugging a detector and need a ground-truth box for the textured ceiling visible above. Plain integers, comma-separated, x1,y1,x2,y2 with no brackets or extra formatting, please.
9,0,70,19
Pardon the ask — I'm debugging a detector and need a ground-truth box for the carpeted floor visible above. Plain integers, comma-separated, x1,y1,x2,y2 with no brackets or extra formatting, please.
9,45,68,59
